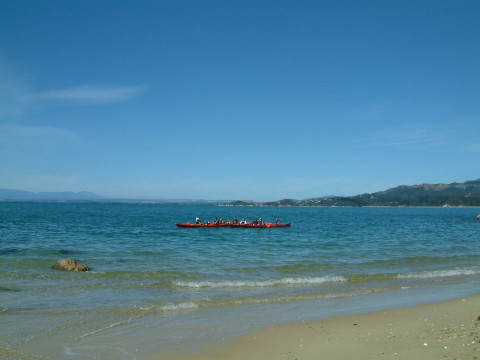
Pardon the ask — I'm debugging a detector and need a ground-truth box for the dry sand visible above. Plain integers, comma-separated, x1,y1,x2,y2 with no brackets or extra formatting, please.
155,295,480,360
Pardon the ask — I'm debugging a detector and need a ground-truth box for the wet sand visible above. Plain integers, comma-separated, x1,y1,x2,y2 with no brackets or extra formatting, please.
155,295,480,360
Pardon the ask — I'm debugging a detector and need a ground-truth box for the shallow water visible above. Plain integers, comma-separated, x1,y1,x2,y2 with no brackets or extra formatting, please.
0,203,479,359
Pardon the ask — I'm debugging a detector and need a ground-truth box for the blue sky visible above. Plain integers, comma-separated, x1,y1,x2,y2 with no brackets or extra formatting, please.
1,0,479,201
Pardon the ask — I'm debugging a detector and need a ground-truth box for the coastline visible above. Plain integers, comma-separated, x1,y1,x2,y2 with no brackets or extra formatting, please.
154,294,480,360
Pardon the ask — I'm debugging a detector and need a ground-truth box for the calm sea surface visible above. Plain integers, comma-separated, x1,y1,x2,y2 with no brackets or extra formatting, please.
1,203,479,359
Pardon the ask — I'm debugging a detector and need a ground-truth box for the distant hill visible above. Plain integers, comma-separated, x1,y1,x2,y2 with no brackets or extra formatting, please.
4,179,480,206
0,189,103,201
0,188,230,204
220,179,480,207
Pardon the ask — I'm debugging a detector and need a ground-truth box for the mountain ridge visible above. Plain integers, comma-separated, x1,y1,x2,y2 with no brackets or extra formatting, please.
221,179,480,207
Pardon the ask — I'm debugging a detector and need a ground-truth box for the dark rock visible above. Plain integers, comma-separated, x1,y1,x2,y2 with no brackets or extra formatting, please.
52,259,89,271
58,249,77,255
0,286,20,292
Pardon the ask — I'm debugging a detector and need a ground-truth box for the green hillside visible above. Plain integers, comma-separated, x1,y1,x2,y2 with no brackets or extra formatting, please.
222,179,480,207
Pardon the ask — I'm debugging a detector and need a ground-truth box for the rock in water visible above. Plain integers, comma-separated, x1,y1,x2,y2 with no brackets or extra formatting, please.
52,259,89,271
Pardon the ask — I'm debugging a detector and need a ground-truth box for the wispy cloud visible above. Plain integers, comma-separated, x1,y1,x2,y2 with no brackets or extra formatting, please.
0,63,32,118
465,142,480,152
32,84,147,104
0,173,90,195
0,124,79,146
349,124,456,151
0,61,147,119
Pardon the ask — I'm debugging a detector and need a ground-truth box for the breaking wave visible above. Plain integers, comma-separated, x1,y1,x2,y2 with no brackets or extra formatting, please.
173,275,346,289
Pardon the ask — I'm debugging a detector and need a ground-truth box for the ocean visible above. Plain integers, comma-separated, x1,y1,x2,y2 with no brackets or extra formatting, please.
1,202,479,359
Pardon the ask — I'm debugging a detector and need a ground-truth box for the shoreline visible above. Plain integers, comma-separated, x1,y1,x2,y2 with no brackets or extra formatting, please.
154,294,480,360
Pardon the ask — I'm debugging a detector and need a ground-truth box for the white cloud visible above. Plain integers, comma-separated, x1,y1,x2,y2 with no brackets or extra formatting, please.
32,84,147,104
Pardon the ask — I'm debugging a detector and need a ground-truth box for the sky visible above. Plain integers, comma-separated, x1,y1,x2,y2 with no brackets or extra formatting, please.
1,0,479,201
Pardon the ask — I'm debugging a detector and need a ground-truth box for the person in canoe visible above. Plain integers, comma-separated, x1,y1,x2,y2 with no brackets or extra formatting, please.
195,217,201,225
275,218,280,225
259,218,265,226
240,217,247,224
232,216,239,224
213,217,219,224
252,218,259,225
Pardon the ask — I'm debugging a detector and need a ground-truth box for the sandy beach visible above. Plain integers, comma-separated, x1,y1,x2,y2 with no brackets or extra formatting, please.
156,295,480,360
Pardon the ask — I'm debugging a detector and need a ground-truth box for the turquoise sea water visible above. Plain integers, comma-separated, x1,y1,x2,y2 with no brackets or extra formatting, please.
1,203,479,359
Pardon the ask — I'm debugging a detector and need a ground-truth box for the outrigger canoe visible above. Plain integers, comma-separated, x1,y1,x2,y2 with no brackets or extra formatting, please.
176,222,290,228
175,223,230,228
230,223,290,228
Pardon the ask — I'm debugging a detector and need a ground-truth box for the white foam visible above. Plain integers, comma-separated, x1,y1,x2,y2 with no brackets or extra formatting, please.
174,275,346,289
64,345,137,359
160,302,199,311
73,314,144,342
397,267,480,279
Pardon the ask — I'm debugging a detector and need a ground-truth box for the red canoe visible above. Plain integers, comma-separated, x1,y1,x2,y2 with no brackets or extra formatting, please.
230,223,290,228
175,223,230,228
